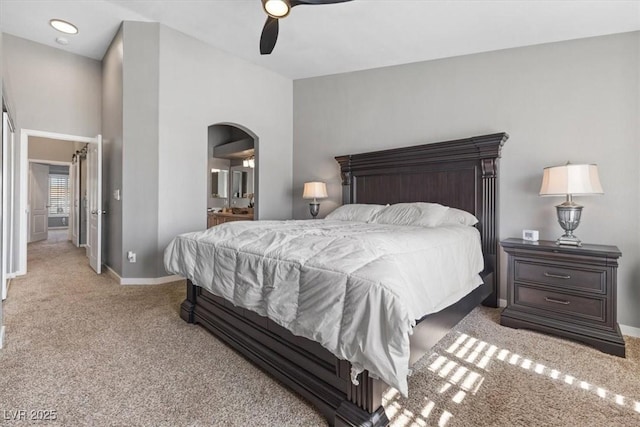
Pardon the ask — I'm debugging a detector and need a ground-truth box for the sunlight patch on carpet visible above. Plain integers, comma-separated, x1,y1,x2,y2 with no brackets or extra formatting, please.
384,331,640,426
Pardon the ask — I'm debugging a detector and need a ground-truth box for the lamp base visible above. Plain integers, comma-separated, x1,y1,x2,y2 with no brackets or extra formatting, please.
556,234,582,246
555,201,583,247
309,202,320,219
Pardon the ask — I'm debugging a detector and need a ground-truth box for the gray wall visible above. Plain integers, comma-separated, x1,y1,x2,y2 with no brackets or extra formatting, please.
121,22,160,278
293,32,640,329
102,22,161,279
102,28,124,276
2,34,101,136
156,25,293,276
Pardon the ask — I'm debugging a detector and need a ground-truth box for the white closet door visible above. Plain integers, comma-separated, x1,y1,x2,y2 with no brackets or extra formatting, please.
29,162,49,243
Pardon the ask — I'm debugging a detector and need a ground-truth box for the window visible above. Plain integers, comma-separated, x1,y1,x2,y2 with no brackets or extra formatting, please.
48,174,70,217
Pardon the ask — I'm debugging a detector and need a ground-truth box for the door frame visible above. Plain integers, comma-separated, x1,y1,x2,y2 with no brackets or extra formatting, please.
19,129,98,275
2,112,13,300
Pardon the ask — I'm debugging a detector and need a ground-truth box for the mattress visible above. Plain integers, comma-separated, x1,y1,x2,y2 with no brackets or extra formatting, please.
164,219,484,396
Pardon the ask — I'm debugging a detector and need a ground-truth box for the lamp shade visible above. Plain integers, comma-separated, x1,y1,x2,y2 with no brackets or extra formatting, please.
539,164,603,196
302,182,328,199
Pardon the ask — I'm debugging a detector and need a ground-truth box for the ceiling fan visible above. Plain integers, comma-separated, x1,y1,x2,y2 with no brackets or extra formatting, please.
260,0,353,55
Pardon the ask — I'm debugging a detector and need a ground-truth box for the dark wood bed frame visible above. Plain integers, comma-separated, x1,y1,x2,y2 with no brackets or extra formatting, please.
181,132,508,426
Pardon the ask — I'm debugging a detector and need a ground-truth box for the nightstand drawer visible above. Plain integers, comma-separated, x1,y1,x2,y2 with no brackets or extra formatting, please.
514,284,605,323
514,260,605,293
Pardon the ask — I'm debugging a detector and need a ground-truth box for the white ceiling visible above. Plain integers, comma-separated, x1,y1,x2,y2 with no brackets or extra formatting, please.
1,0,639,80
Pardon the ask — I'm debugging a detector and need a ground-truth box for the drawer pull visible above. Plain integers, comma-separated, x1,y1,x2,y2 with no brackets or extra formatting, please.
545,297,571,305
544,272,571,280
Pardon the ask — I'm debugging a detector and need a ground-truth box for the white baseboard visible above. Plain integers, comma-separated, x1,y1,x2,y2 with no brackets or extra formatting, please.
105,265,184,286
620,324,640,338
499,298,507,308
0,325,5,349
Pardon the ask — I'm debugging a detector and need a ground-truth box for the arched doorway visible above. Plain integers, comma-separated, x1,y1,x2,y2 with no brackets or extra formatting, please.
207,123,258,226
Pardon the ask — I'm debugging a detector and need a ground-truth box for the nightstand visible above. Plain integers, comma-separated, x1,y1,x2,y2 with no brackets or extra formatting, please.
500,238,625,357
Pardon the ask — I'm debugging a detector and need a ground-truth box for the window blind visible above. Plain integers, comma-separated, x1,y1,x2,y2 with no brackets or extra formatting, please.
48,174,70,217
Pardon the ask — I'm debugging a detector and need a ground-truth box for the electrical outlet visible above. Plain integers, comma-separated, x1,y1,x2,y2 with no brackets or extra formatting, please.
127,251,136,263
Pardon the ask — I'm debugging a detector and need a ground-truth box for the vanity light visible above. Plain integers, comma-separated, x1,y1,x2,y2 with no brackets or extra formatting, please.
242,156,255,168
50,19,78,35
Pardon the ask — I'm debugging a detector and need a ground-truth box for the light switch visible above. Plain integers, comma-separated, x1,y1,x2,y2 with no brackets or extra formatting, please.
113,189,121,201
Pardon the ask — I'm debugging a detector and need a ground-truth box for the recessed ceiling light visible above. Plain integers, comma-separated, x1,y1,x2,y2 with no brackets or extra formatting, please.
50,19,78,35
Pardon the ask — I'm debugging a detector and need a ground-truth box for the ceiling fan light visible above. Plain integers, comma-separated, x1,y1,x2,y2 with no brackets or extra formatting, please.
263,0,290,18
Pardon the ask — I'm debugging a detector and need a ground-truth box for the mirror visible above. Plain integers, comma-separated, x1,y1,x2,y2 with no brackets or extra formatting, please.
211,169,229,198
230,166,254,206
231,171,244,198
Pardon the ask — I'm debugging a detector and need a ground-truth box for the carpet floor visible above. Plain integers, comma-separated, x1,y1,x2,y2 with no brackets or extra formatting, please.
1,234,639,426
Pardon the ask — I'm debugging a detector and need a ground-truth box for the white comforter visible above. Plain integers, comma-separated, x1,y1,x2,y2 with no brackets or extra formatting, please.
164,220,484,396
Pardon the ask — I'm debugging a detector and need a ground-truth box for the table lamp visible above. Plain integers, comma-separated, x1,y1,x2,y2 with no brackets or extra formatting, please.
539,162,603,246
302,182,328,219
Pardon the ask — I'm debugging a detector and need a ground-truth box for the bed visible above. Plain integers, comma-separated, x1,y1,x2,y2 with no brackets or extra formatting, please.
170,132,508,426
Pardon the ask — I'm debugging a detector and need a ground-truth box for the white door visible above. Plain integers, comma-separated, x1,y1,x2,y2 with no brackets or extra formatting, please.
70,161,79,247
29,163,49,243
87,135,102,274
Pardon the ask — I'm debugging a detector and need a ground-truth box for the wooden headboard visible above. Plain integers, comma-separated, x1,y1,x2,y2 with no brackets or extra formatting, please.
335,132,509,307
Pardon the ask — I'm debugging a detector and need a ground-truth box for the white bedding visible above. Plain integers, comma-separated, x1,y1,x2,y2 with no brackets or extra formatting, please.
164,220,484,396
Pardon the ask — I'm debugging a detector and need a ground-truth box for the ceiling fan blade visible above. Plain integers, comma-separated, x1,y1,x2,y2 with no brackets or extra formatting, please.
260,0,351,54
291,0,352,5
260,16,279,55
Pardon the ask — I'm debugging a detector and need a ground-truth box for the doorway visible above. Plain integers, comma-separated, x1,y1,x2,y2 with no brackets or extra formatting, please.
207,123,259,224
27,160,75,244
19,130,102,275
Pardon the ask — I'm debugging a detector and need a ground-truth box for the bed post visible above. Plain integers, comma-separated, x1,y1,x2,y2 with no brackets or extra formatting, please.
336,157,353,204
474,133,508,307
480,155,500,307
180,279,197,323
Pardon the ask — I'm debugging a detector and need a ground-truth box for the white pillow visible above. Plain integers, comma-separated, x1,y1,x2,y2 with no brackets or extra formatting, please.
439,207,479,226
368,202,449,227
325,204,386,222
